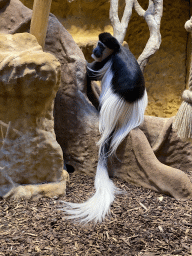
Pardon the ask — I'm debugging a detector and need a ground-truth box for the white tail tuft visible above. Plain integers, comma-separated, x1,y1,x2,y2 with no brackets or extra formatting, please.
62,160,119,224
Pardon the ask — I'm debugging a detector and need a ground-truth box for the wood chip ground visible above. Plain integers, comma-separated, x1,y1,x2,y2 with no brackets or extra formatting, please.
0,173,192,255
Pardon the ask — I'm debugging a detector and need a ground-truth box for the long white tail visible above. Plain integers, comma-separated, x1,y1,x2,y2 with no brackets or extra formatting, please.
62,156,118,224
62,64,148,224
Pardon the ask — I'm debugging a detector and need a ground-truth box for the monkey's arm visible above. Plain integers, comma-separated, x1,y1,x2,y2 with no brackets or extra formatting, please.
87,55,112,81
86,62,101,109
87,62,101,81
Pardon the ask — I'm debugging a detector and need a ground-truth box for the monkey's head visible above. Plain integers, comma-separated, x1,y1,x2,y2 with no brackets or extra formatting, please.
92,32,120,62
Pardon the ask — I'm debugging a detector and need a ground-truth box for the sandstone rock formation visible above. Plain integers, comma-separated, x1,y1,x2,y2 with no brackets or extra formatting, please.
0,32,68,199
1,0,192,201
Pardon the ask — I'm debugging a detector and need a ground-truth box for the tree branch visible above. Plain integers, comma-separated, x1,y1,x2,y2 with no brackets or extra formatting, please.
110,0,163,71
135,0,163,71
133,0,145,16
110,0,134,44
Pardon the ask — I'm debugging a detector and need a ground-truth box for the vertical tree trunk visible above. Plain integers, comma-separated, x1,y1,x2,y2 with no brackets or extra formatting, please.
30,0,52,49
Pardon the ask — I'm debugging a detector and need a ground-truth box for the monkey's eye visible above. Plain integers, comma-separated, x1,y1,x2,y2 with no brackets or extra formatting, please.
98,41,105,50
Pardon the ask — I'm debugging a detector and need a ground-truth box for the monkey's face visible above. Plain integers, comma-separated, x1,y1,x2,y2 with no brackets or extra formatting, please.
92,41,114,62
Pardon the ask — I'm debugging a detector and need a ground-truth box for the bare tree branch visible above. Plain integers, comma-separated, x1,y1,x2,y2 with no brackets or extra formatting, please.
110,0,134,44
133,0,145,16
185,16,192,32
134,0,163,71
109,0,163,71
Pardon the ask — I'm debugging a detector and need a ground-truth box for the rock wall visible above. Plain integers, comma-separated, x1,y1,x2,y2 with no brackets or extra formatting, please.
21,0,190,118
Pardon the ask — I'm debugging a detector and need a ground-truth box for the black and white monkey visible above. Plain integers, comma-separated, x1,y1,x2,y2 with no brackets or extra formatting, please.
63,32,148,223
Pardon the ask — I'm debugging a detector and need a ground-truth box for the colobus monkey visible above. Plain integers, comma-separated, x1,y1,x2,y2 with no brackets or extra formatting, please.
63,33,148,224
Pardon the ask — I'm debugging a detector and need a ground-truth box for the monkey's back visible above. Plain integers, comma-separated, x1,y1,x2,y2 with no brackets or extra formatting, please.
111,46,145,103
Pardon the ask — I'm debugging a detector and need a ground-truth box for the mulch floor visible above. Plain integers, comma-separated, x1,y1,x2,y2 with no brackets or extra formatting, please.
0,172,192,256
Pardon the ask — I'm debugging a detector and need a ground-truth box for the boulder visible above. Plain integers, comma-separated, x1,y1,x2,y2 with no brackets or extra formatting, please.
0,0,192,200
0,32,68,199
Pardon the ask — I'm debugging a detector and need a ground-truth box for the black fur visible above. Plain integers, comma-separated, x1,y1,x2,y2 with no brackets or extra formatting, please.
87,33,145,103
111,46,145,103
99,32,120,52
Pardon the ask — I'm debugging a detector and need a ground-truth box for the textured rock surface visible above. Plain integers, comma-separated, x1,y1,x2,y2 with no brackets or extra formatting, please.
141,116,192,173
112,117,192,196
0,32,67,198
1,0,192,200
131,128,192,200
0,0,92,172
21,0,190,118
